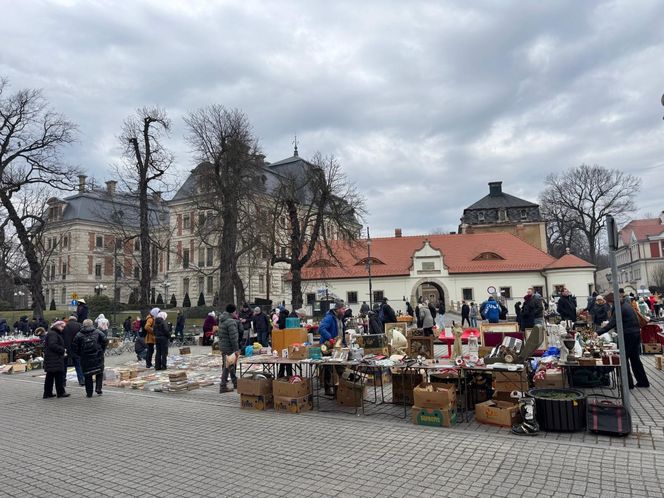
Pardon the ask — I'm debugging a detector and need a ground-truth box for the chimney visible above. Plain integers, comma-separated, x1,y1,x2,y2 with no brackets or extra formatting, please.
78,175,87,193
489,181,503,197
105,180,117,195
395,228,402,238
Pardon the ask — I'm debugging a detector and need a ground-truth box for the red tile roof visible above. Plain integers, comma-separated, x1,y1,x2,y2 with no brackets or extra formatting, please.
619,218,664,245
301,232,594,280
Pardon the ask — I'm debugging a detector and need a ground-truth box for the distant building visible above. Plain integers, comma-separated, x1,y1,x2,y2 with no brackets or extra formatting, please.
459,181,547,252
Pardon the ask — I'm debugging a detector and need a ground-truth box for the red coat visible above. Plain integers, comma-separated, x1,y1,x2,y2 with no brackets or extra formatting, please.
203,315,217,337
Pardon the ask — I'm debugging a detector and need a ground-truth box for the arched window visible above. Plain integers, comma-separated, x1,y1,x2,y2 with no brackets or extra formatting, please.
472,252,505,261
355,257,385,266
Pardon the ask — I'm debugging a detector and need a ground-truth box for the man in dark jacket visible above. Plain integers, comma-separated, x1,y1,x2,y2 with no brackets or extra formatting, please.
217,304,240,393
556,289,578,323
238,303,253,352
43,321,70,399
0,318,9,337
520,294,535,331
154,311,170,371
482,296,501,323
62,316,83,387
252,307,271,347
590,296,611,326
597,293,649,389
135,334,147,361
14,316,29,335
76,299,89,323
359,301,370,316
123,316,132,339
461,301,470,327
379,298,397,325
175,311,186,341
73,319,108,397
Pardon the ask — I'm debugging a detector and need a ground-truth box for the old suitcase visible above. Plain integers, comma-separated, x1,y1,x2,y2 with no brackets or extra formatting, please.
586,395,632,436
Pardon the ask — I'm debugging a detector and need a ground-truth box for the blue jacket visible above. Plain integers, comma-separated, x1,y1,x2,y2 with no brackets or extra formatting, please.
482,300,501,323
318,311,339,343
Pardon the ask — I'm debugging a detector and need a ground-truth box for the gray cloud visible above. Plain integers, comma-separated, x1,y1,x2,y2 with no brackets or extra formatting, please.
1,0,663,236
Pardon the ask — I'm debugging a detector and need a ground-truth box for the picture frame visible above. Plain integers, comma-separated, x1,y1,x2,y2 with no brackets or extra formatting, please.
385,322,409,338
407,335,434,359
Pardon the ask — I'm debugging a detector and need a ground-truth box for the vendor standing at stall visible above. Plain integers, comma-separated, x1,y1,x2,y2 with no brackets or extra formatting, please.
319,301,345,396
217,304,240,393
202,311,217,346
597,292,650,389
43,320,69,399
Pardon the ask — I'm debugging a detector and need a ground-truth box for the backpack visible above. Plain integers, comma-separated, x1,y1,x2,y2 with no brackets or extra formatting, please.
81,332,99,357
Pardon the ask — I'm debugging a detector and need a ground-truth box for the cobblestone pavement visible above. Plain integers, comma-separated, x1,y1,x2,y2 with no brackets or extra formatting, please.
2,348,664,497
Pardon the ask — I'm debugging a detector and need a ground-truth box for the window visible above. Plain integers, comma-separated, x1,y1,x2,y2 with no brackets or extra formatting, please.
347,291,358,304
62,235,68,249
306,293,316,305
553,284,565,296
473,252,504,261
462,288,474,301
50,264,56,281
115,264,122,278
280,246,287,259
198,276,205,293
134,239,140,252
477,211,485,223
207,276,214,294
421,261,435,271
61,287,67,305
373,290,384,303
520,209,528,221
533,286,543,296
95,264,102,278
183,214,191,230
183,249,190,269
133,266,140,279
498,209,507,222
258,274,265,293
198,247,205,267
206,248,213,267
96,235,103,248
198,212,205,226
499,287,512,299
62,263,67,279
183,278,190,296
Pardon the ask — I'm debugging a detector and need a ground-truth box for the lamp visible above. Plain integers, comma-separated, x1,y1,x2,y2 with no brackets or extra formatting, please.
366,227,373,309
95,284,107,296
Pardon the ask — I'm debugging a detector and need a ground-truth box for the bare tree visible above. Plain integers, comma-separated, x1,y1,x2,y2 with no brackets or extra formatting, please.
650,265,664,292
540,164,640,265
539,193,588,258
118,107,173,308
264,153,365,309
0,78,77,318
184,106,265,306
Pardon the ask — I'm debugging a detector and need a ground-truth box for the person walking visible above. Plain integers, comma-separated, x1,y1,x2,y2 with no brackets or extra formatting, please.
73,319,108,397
43,320,70,399
154,311,170,370
76,299,88,323
436,300,446,330
469,302,479,328
217,304,240,393
144,308,158,368
252,307,271,347
418,301,434,336
175,311,185,341
123,316,132,339
597,293,650,389
62,315,83,387
461,301,470,327
132,316,142,340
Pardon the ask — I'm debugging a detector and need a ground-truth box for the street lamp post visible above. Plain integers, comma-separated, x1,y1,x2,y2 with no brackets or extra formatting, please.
366,227,373,310
13,291,25,310
162,274,171,306
95,284,107,296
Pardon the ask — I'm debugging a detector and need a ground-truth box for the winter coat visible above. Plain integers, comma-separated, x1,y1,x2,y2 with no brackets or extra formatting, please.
523,295,543,321
134,336,147,354
123,317,132,332
520,296,535,329
154,317,171,341
461,304,470,318
15,317,29,334
437,302,446,315
379,302,397,324
252,312,270,337
62,319,82,365
368,312,383,335
176,314,185,332
319,310,340,343
418,304,434,328
428,303,437,320
360,303,370,315
598,301,641,338
203,315,217,336
469,304,478,318
76,303,89,323
216,312,239,354
144,314,155,345
73,326,108,376
95,314,110,332
0,319,9,336
482,299,501,323
557,295,578,321
44,327,66,373
278,309,288,330
499,303,508,321
239,307,253,330
590,302,611,325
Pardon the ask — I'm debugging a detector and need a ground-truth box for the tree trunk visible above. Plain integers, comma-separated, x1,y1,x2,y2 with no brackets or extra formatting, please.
0,191,45,318
232,269,245,306
290,265,303,310
219,208,238,306
138,179,151,308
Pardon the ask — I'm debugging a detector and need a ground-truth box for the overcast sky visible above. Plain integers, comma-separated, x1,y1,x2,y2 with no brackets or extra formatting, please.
2,0,663,236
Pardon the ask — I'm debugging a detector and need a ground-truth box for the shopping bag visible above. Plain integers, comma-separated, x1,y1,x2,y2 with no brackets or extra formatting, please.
224,352,237,368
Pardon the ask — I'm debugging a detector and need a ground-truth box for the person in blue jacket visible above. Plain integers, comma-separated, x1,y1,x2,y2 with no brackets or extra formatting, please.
481,296,501,323
319,302,345,396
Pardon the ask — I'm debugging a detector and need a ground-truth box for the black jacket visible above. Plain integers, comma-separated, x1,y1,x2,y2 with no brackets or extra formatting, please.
520,297,535,330
76,303,89,323
368,312,384,335
598,301,641,338
428,303,437,320
557,295,578,321
239,307,253,330
73,326,108,376
154,317,171,341
62,319,82,365
0,319,9,336
135,336,147,354
461,304,470,318
278,309,288,330
252,312,270,336
44,328,66,373
590,302,610,325
123,317,132,332
380,302,397,324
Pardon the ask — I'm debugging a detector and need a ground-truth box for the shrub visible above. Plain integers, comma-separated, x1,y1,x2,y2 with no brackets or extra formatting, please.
183,292,191,308
49,298,56,311
197,292,206,307
170,293,177,307
156,293,164,305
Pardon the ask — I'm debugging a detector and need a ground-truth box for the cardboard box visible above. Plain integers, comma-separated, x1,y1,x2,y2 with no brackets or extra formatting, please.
534,370,565,389
493,370,528,392
412,406,456,427
474,400,521,427
0,353,9,365
240,394,274,410
391,371,424,405
272,377,312,398
288,344,309,360
366,368,392,386
336,378,366,407
414,382,457,409
272,328,308,357
179,347,191,355
237,377,273,396
643,343,662,354
10,363,27,373
655,355,663,370
274,394,313,413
